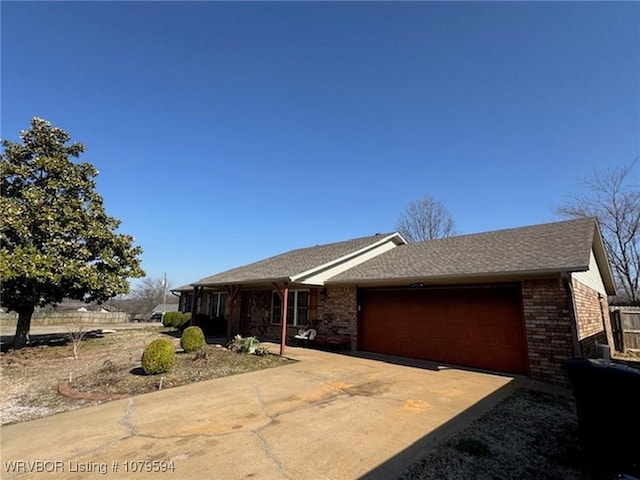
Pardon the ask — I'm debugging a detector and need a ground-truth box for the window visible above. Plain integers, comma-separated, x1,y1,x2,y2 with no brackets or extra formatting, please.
183,293,194,312
271,290,309,326
210,292,227,318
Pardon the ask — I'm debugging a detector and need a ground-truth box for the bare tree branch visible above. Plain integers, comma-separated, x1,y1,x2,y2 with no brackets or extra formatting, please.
396,196,457,242
106,277,177,318
556,161,640,303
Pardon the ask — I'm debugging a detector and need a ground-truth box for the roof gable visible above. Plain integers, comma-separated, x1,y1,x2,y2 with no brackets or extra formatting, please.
193,232,405,287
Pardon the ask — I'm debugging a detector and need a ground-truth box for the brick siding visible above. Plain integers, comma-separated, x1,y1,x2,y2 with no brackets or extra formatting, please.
521,278,575,384
186,276,610,384
317,287,358,350
572,278,613,356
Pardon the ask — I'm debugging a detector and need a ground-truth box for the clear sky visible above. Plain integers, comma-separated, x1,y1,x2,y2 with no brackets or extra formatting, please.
2,1,639,290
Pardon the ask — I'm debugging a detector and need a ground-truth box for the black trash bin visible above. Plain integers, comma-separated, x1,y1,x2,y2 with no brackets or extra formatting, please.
562,358,640,475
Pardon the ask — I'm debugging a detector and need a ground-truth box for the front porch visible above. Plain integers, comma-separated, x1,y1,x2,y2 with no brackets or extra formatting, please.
182,285,358,353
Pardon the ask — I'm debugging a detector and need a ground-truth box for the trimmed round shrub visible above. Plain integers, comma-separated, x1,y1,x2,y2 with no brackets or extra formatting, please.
181,326,205,353
141,338,175,375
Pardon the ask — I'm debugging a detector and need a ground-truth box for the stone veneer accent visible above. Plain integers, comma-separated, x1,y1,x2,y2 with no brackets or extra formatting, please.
521,278,575,384
572,278,613,357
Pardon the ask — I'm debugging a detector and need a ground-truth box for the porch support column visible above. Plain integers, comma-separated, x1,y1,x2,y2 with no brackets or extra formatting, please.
225,285,241,342
273,282,289,356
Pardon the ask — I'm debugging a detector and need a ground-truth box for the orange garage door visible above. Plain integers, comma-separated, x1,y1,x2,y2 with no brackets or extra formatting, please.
359,285,528,375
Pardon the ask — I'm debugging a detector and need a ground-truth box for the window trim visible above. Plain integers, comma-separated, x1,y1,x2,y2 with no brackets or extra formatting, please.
271,290,309,327
210,292,227,318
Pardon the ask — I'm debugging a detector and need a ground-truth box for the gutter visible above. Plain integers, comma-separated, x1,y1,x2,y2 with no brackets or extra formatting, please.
326,266,591,287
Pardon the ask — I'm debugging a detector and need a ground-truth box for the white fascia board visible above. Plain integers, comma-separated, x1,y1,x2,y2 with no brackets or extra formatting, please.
591,224,617,295
291,233,405,285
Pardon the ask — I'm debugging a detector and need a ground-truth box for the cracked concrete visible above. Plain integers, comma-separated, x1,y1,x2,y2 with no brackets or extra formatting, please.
0,344,518,479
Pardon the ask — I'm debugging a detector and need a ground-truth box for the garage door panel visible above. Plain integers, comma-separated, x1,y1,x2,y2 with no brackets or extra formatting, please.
359,286,527,375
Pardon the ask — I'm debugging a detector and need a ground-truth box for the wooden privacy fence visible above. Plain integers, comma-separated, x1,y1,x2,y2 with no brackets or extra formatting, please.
611,307,640,352
0,311,129,326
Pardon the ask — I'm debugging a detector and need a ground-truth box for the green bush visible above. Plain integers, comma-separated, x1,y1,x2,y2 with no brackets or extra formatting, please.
161,312,171,327
181,326,205,353
141,338,175,375
176,312,191,329
162,311,181,328
162,311,191,329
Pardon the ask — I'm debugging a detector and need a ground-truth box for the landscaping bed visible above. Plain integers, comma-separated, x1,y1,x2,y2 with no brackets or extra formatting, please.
0,327,294,425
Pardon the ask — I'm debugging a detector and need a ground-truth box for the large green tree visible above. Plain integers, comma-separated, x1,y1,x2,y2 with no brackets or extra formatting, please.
1,117,145,348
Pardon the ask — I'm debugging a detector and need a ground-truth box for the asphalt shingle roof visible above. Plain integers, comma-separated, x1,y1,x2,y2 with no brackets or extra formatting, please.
327,218,598,284
194,233,395,286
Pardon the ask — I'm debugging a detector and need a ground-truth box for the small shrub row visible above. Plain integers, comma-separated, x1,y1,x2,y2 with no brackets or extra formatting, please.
162,311,191,329
141,326,206,375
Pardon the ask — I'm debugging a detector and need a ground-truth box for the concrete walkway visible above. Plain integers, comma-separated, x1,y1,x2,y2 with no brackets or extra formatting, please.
1,345,520,480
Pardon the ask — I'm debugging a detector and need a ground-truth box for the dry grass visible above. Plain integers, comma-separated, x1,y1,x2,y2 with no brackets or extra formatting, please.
0,327,294,425
399,388,618,480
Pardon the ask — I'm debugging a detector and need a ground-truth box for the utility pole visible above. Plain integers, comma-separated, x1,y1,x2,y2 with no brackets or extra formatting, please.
162,273,167,313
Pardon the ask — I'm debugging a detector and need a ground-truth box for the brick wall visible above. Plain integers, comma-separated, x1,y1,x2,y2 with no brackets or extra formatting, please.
572,278,613,356
521,278,575,384
317,286,358,350
238,290,275,339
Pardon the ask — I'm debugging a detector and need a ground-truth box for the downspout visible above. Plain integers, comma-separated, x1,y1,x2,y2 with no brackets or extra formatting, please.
562,272,582,358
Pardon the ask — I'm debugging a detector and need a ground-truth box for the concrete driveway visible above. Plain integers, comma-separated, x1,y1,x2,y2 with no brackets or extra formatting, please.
1,345,519,479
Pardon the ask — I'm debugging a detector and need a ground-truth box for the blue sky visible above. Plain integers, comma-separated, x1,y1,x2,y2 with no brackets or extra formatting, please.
2,1,639,290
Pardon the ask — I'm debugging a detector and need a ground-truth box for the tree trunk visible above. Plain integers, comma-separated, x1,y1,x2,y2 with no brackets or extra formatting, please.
13,305,34,349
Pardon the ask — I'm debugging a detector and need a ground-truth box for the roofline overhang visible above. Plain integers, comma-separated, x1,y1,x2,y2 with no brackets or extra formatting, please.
193,277,326,289
591,221,617,295
325,267,590,288
170,288,193,294
194,277,289,287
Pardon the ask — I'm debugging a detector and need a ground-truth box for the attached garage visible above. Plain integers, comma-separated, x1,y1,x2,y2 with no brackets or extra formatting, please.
179,217,617,384
358,285,528,375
